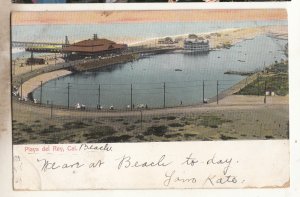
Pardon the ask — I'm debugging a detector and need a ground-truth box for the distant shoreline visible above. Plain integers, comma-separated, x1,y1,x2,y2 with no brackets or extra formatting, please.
12,10,287,26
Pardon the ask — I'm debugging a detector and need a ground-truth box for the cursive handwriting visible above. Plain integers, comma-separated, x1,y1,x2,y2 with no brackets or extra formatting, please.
79,143,112,152
37,158,84,172
182,153,199,166
32,151,245,188
117,155,172,170
204,174,238,186
164,170,197,187
207,154,232,175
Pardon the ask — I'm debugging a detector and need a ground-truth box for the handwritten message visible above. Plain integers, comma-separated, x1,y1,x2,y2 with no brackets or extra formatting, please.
13,141,289,190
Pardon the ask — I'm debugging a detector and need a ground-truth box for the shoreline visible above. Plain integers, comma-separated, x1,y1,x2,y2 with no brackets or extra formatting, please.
13,63,289,114
11,25,287,50
16,69,269,110
126,25,287,50
19,69,72,99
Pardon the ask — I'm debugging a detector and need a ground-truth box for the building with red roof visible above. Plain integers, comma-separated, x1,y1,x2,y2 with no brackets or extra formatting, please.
62,34,127,58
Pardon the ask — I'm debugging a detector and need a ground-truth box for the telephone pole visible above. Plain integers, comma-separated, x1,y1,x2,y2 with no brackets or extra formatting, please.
202,80,205,103
20,78,23,99
130,84,133,110
163,82,166,108
217,80,219,104
40,81,43,105
98,84,101,107
50,101,53,119
264,80,267,104
67,83,70,109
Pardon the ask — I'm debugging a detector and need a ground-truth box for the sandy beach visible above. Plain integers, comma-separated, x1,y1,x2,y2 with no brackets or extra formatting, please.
12,54,65,76
129,25,287,49
19,69,72,98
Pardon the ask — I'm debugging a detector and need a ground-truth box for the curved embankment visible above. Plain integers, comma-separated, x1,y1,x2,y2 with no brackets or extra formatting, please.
12,60,73,99
18,69,72,98
14,66,263,114
208,72,260,104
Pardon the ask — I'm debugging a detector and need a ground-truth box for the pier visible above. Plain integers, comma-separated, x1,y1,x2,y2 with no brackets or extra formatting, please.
224,70,256,76
72,46,180,72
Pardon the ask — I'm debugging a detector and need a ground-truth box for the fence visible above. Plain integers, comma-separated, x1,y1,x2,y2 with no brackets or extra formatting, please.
12,95,289,145
16,78,254,111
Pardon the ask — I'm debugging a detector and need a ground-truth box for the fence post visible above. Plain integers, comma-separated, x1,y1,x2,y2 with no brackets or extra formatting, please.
202,80,205,103
140,110,143,131
217,80,219,104
67,83,70,109
130,84,133,110
163,82,166,108
50,101,53,119
40,81,43,105
20,78,23,99
257,74,260,96
98,84,101,107
264,80,267,104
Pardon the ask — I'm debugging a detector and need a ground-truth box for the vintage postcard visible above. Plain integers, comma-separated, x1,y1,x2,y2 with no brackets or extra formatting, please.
11,10,289,190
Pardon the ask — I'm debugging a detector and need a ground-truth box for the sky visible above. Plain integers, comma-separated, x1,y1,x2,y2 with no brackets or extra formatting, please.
12,9,287,25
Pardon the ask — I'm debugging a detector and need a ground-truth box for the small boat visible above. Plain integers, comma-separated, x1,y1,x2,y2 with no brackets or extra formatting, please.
175,69,183,71
238,60,246,62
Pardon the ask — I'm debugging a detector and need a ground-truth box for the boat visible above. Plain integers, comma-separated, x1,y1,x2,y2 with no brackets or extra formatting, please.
175,69,183,71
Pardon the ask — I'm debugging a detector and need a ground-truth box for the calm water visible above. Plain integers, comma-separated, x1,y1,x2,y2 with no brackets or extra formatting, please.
32,35,287,109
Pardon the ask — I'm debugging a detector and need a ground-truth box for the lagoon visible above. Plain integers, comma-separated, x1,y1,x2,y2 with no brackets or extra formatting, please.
31,35,287,109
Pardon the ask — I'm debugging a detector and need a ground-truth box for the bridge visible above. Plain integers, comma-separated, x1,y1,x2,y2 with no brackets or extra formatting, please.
12,41,69,54
12,36,70,54
12,41,68,48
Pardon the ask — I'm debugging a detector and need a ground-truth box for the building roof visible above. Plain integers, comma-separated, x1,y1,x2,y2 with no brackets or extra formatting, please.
73,39,115,47
184,38,209,44
62,38,127,53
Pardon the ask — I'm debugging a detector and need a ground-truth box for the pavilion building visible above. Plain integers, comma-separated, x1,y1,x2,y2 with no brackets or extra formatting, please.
62,34,128,60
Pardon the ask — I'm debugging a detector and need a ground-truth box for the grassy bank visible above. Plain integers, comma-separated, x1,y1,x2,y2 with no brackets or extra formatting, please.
236,62,288,96
13,105,289,144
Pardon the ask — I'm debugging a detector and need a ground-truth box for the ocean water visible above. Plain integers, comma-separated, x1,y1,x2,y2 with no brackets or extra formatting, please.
31,34,287,109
